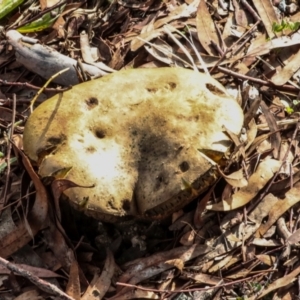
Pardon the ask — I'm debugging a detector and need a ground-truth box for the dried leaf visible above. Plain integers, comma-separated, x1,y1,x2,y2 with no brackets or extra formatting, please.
252,0,279,38
246,31,300,57
232,0,248,28
0,263,63,277
256,182,300,237
65,260,80,300
185,272,226,285
260,102,281,159
256,254,276,266
180,230,196,246
165,259,184,271
196,0,220,55
208,254,234,273
207,158,281,211
131,1,199,51
248,265,300,300
119,244,211,288
81,249,115,300
219,168,248,188
0,143,49,258
144,38,176,65
287,228,300,245
271,48,300,86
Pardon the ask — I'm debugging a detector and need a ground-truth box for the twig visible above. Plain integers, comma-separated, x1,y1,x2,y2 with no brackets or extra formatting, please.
117,272,276,294
240,0,261,22
257,118,300,131
30,68,70,112
0,256,74,300
2,94,16,208
217,66,300,92
210,20,261,73
0,79,70,92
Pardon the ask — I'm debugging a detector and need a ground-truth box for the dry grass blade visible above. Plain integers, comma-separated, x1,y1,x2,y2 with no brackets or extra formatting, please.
163,24,198,72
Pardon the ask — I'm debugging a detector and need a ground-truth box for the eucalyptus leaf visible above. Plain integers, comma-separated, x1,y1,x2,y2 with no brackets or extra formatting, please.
17,4,65,33
0,0,24,20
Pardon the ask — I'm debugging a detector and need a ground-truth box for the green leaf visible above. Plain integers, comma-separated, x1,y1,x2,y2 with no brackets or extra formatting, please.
272,19,300,34
285,106,294,114
0,157,17,173
0,0,25,20
17,5,65,33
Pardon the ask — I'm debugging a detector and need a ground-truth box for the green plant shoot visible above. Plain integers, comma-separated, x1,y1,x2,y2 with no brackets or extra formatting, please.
272,19,300,34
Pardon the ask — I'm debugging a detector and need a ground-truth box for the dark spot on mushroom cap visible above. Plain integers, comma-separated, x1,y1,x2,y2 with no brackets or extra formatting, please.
86,146,96,153
167,82,177,90
85,97,99,108
95,129,105,139
205,83,226,96
146,87,158,93
179,161,189,172
48,134,66,145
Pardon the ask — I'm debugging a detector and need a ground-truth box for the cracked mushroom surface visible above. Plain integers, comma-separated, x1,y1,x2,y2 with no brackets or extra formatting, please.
23,68,244,222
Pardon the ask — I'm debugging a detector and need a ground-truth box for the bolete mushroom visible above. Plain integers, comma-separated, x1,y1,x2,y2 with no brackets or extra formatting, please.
23,68,244,222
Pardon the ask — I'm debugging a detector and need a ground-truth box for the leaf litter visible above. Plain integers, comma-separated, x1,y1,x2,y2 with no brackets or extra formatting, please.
1,0,300,299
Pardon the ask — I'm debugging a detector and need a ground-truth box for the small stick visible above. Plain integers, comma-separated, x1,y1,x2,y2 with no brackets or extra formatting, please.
210,20,261,73
29,68,70,112
240,0,261,22
217,66,300,93
0,79,69,92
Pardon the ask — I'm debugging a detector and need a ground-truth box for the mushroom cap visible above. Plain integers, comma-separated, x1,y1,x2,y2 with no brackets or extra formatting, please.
23,68,243,221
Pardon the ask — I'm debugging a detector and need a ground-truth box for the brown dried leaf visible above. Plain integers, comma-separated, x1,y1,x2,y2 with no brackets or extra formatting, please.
185,272,227,285
119,245,211,287
271,49,300,86
131,1,199,51
179,230,196,246
165,259,184,271
144,38,176,65
222,12,236,47
232,0,248,28
40,0,60,10
207,158,281,211
287,228,300,245
251,0,279,39
14,289,41,300
0,144,49,258
65,260,80,300
196,0,220,55
201,194,278,265
81,249,115,300
260,101,281,159
256,182,300,237
51,179,94,221
208,254,234,273
0,263,63,277
256,254,276,266
219,168,248,188
248,265,300,300
246,32,300,57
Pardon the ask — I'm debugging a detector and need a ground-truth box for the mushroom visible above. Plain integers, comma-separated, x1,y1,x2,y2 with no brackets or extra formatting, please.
23,68,244,222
